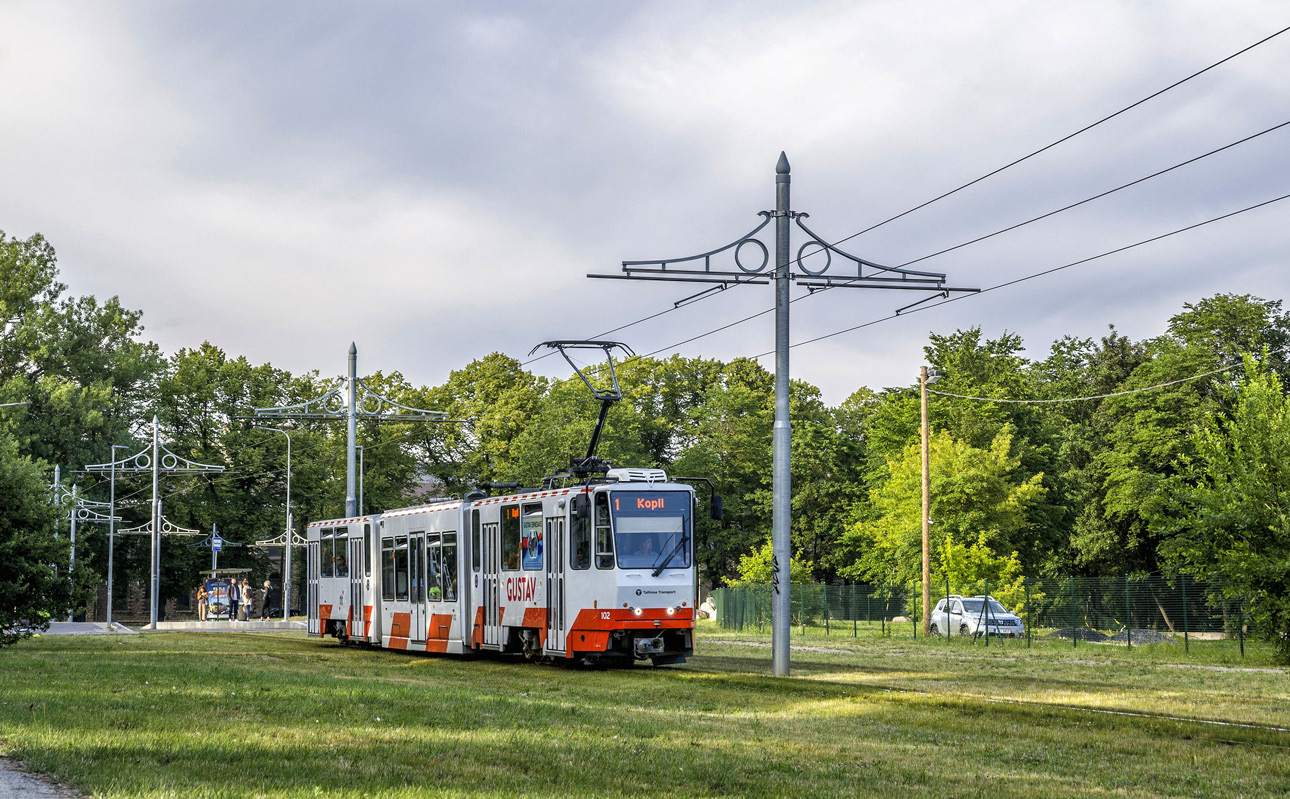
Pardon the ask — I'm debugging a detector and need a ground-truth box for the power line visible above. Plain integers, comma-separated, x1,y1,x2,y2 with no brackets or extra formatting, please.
520,300,716,367
894,117,1290,269
763,189,1290,356
927,346,1288,404
544,24,1290,369
814,22,1290,252
628,121,1290,359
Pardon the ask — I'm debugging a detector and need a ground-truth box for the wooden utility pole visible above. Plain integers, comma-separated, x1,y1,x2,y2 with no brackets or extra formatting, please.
920,366,932,636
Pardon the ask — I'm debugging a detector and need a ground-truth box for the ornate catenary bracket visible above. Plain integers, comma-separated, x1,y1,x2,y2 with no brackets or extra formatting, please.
253,381,348,420
594,210,979,298
72,506,121,524
117,516,202,536
602,215,775,286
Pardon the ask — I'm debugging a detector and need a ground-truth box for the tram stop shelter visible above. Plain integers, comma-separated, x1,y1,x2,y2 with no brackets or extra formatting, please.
201,568,252,621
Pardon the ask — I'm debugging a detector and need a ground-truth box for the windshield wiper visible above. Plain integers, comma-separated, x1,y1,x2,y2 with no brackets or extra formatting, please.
651,532,689,577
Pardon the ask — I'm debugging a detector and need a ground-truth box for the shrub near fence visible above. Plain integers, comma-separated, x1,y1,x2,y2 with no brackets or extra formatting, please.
713,576,1254,656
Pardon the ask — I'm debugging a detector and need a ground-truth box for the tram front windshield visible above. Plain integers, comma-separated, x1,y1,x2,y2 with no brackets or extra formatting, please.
612,491,691,570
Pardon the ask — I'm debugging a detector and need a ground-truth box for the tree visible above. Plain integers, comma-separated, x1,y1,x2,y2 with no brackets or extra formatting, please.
835,428,1043,587
0,230,161,470
1088,295,1290,574
1161,355,1290,661
726,539,814,586
0,432,95,645
420,353,546,492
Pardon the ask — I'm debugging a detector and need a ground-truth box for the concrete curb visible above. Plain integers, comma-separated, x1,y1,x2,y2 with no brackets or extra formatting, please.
135,620,307,632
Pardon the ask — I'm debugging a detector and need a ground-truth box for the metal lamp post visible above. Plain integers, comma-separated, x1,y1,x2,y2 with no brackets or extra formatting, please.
253,424,294,621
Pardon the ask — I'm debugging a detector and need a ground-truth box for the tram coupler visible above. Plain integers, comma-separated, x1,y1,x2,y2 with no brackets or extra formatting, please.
633,635,666,659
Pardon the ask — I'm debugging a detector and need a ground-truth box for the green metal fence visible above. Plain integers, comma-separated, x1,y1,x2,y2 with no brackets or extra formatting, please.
713,576,1250,655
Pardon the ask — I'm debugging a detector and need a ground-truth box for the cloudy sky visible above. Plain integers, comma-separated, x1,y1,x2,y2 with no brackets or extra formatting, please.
2,1,1288,404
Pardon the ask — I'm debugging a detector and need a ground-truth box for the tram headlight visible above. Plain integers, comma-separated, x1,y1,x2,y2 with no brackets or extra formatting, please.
632,607,643,617
666,607,676,616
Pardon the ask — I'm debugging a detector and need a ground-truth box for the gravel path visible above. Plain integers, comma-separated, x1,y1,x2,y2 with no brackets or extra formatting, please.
0,759,83,798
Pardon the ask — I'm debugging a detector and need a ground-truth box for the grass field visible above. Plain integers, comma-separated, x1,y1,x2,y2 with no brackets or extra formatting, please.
1,623,1287,798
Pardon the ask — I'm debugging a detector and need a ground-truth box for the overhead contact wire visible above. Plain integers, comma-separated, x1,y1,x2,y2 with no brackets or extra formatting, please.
765,190,1290,356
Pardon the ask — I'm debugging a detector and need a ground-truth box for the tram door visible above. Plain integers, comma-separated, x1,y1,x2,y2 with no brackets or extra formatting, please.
349,530,365,640
306,540,320,636
483,522,501,647
545,516,566,653
410,532,426,641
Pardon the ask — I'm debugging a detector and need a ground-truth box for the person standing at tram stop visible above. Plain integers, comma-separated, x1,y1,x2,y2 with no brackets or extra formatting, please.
227,578,240,622
197,585,208,622
240,579,253,621
259,580,273,621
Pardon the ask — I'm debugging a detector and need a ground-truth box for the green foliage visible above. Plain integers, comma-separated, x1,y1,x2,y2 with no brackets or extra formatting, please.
9,222,1290,655
726,538,814,586
1161,355,1290,662
836,428,1043,586
0,432,95,645
1084,295,1290,574
0,230,161,469
422,353,547,492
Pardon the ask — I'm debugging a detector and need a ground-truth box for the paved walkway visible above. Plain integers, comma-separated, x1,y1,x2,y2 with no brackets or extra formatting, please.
38,620,306,635
137,620,306,632
40,622,135,636
0,759,82,798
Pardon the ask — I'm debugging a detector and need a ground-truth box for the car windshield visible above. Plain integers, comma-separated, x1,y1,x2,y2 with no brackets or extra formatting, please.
960,598,1008,615
612,491,691,570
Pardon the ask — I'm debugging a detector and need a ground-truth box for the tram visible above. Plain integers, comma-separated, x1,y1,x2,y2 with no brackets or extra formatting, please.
304,341,717,665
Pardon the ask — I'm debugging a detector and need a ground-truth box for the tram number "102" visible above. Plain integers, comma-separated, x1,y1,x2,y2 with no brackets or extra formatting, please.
601,611,611,620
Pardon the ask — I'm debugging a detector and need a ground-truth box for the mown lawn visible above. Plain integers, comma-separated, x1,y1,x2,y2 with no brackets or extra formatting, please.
0,624,1286,798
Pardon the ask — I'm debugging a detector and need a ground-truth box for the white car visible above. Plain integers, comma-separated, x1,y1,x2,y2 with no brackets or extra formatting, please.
930,595,1025,638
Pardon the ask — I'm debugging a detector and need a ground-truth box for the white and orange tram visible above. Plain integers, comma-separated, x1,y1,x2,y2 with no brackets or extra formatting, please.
306,468,698,665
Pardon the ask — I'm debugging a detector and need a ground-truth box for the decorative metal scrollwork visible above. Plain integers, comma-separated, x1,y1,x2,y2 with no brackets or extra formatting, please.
611,215,775,285
117,516,202,536
255,377,447,422
73,507,121,523
253,530,308,547
50,485,113,509
597,209,977,297
255,381,348,420
354,378,448,421
85,442,223,475
791,215,948,287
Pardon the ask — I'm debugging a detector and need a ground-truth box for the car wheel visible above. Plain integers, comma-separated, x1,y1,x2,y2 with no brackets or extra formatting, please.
930,623,941,636
959,623,970,638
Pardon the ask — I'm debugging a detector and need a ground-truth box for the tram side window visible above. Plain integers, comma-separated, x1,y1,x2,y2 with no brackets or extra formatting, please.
501,506,521,570
409,535,422,603
426,534,442,601
334,532,349,578
471,511,481,573
570,501,590,570
364,524,372,577
394,536,409,601
442,533,458,602
594,493,614,569
321,530,334,578
521,504,543,571
381,536,395,601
